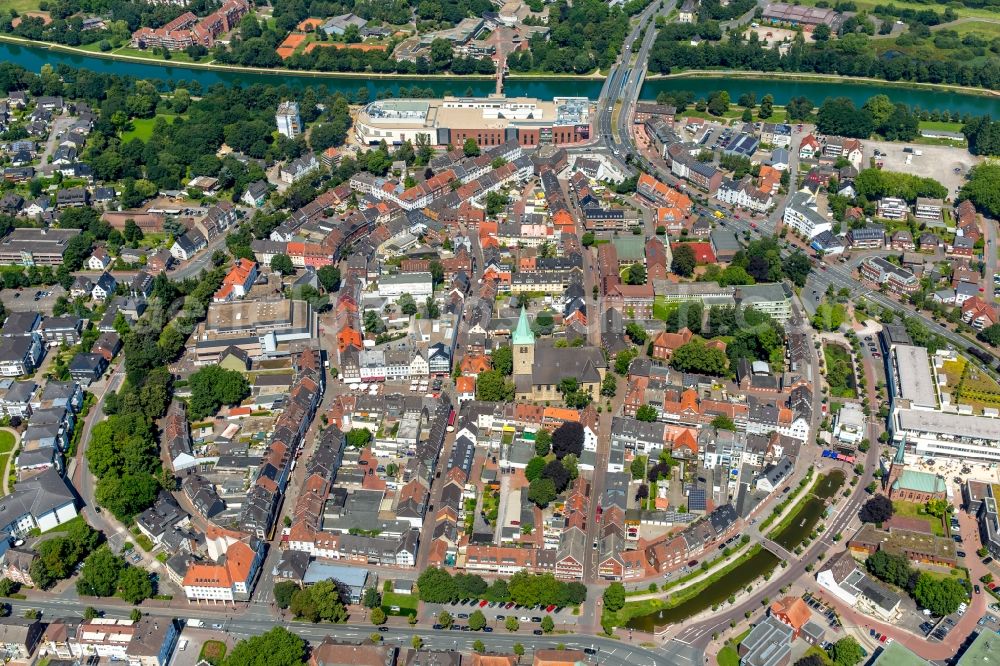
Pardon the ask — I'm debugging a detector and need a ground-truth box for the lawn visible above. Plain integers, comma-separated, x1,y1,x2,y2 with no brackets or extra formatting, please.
0,431,16,455
198,640,227,666
382,590,418,616
121,114,178,142
893,500,946,537
7,0,41,12
717,629,751,666
919,120,965,132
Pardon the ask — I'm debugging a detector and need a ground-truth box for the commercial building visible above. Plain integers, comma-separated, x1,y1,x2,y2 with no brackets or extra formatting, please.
0,228,81,266
762,3,841,31
736,283,793,323
354,96,592,149
738,616,792,666
192,298,318,362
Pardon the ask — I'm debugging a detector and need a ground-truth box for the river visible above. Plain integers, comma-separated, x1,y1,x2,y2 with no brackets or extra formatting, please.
6,40,1000,115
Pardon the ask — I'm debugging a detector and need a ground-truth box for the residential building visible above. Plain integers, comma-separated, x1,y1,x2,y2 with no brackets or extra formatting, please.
848,225,884,249
782,190,831,239
877,197,908,221
0,467,77,536
859,256,919,294
0,334,43,376
914,197,944,224
276,101,302,139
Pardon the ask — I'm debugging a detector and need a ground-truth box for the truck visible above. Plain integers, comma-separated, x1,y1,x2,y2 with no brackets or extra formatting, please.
187,619,204,628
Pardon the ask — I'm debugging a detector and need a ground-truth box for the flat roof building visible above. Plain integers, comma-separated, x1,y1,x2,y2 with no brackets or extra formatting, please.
192,299,317,362
0,228,81,266
355,96,592,149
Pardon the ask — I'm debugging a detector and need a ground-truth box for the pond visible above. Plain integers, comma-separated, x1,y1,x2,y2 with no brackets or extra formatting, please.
624,549,780,631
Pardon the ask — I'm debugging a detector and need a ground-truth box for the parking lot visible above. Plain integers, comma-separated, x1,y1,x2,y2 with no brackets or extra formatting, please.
427,598,574,633
0,286,65,315
864,140,982,196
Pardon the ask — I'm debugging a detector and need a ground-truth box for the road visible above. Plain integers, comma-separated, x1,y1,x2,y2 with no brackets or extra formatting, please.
70,365,127,548
9,595,664,666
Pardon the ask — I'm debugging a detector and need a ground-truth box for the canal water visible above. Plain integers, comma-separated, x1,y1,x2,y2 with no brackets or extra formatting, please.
5,40,1000,116
624,548,780,632
625,469,845,631
772,469,846,551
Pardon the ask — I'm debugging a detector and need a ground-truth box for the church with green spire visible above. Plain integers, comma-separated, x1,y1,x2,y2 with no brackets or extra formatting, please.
511,306,607,402
884,438,947,503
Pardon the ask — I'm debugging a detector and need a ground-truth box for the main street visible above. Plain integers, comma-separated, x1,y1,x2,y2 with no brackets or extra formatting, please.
7,595,664,666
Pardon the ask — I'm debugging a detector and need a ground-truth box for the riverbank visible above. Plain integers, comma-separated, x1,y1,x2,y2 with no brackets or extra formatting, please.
0,33,609,81
5,33,1000,96
647,69,1000,99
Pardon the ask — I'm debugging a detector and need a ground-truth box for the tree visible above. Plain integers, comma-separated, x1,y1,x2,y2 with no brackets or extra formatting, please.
603,582,626,612
438,610,453,628
631,455,648,480
980,324,1000,347
270,253,294,276
475,370,514,401
468,610,487,630
625,322,647,344
130,608,143,622
525,456,547,482
485,191,509,217
543,459,570,493
463,138,481,157
117,566,153,604
925,498,951,518
224,627,306,666
707,90,730,116
865,550,913,587
528,478,557,508
601,373,618,397
552,421,584,459
962,163,1000,218
506,616,520,631
123,219,144,244
77,547,125,597
812,23,831,41
347,428,372,448
535,429,552,456
96,472,159,522
829,638,864,666
83,606,100,620
514,644,525,657
671,338,729,376
913,574,967,616
712,415,736,431
672,243,696,276
635,405,658,422
541,615,555,633
473,640,486,653
759,94,774,119
370,608,387,625
862,94,895,129
363,587,382,608
397,293,418,316
625,263,646,285
492,347,513,375
317,266,341,292
274,581,298,609
817,98,874,139
786,96,815,121
859,495,893,524
188,365,250,420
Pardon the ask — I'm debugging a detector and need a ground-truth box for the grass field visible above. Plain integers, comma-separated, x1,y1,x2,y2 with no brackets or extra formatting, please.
717,629,751,666
122,114,178,142
796,0,1000,21
893,500,947,537
947,19,1000,36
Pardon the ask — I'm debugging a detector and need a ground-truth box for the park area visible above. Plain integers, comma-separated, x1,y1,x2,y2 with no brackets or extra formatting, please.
121,114,178,142
823,343,857,399
938,355,1000,415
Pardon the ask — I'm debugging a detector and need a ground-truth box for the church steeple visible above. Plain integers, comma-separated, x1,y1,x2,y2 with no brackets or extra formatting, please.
512,306,535,346
512,306,535,376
